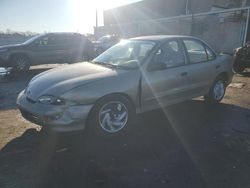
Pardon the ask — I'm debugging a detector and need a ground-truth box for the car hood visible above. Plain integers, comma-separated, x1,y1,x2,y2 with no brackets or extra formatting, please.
0,43,24,49
26,62,118,100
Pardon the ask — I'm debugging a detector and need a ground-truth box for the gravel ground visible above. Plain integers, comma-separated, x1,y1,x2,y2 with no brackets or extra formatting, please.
0,66,250,188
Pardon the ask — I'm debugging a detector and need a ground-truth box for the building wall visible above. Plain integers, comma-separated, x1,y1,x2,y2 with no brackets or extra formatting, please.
96,0,250,52
104,0,250,25
104,0,187,26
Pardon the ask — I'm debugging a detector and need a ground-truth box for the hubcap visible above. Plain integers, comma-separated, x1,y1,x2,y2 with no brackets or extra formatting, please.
16,57,27,70
99,101,128,133
213,81,225,101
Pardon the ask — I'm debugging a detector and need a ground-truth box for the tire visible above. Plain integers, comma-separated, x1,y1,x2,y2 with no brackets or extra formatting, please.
87,95,134,136
204,77,226,104
11,55,30,72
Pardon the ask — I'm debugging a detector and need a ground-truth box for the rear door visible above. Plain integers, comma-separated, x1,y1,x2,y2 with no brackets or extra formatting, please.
30,35,57,64
141,39,190,111
48,34,71,63
181,38,220,96
30,34,70,64
61,35,92,62
66,35,84,62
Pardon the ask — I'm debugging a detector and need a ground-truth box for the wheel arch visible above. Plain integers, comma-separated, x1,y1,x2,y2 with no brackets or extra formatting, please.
86,92,136,127
94,92,136,111
87,92,136,122
216,72,229,84
9,53,31,63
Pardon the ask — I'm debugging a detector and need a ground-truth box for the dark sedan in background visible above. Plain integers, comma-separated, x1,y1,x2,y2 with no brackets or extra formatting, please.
93,35,120,55
0,32,95,72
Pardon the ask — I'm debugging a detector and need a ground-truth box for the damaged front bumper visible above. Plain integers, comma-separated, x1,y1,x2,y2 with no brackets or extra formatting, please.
17,90,93,132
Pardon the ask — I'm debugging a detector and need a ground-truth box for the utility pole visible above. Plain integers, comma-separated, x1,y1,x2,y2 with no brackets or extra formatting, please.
96,8,98,27
185,0,189,15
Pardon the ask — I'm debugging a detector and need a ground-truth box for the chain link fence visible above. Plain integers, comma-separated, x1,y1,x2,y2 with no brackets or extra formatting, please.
96,8,249,53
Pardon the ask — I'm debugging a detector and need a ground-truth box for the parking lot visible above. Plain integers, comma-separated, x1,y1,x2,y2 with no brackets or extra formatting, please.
0,66,250,188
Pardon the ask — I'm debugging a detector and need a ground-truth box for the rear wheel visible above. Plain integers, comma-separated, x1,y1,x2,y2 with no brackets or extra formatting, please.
11,55,30,72
204,77,226,104
88,95,134,136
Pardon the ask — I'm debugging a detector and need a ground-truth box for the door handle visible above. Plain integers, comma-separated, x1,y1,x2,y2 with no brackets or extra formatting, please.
181,72,188,76
215,65,221,69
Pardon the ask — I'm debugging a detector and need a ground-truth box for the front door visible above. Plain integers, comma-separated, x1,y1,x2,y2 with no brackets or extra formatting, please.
141,39,189,112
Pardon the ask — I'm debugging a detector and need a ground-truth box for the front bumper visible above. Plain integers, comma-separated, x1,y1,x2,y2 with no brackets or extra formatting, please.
0,67,12,76
17,90,93,132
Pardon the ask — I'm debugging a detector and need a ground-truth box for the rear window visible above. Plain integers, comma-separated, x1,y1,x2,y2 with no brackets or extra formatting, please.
183,39,207,63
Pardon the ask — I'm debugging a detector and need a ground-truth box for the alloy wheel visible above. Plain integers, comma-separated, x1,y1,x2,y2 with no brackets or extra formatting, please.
98,101,128,133
213,81,225,101
15,57,28,71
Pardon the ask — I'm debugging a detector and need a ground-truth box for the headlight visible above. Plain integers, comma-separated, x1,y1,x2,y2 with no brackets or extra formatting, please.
0,49,8,53
38,95,65,105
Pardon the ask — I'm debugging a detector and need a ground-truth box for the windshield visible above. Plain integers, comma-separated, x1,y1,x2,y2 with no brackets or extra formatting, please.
92,40,156,68
23,34,43,44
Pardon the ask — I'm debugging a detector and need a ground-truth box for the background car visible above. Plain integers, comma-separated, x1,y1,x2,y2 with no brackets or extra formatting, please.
93,35,120,55
17,35,234,135
0,32,95,72
233,42,250,73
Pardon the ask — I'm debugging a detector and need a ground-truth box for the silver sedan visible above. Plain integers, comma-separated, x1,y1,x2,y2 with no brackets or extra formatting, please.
17,35,234,134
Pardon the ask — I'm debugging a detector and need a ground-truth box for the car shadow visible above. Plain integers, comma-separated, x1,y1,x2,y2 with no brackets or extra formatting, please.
0,67,53,110
0,100,250,188
239,71,250,77
237,69,250,77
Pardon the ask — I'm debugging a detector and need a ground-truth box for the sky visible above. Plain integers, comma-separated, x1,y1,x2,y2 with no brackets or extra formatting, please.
0,0,141,34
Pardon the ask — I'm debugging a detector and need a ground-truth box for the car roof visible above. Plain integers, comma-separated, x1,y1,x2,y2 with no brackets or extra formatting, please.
42,32,85,37
131,35,200,42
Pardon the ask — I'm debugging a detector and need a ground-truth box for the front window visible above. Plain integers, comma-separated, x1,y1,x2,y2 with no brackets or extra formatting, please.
23,35,42,44
152,40,185,68
34,36,49,46
92,40,156,68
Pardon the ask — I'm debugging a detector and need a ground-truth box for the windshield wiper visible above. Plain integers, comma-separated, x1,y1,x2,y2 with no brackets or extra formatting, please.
91,61,136,69
91,61,117,69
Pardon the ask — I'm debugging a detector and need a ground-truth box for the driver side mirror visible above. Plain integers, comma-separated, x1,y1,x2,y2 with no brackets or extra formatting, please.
148,62,167,71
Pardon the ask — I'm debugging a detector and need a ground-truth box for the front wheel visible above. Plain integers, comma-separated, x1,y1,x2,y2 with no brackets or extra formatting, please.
88,95,134,136
11,55,30,72
204,78,226,104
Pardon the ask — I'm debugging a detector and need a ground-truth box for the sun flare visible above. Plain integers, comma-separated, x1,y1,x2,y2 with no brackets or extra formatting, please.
69,0,138,33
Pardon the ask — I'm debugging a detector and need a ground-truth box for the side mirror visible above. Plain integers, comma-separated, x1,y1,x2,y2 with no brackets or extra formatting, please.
148,62,167,71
